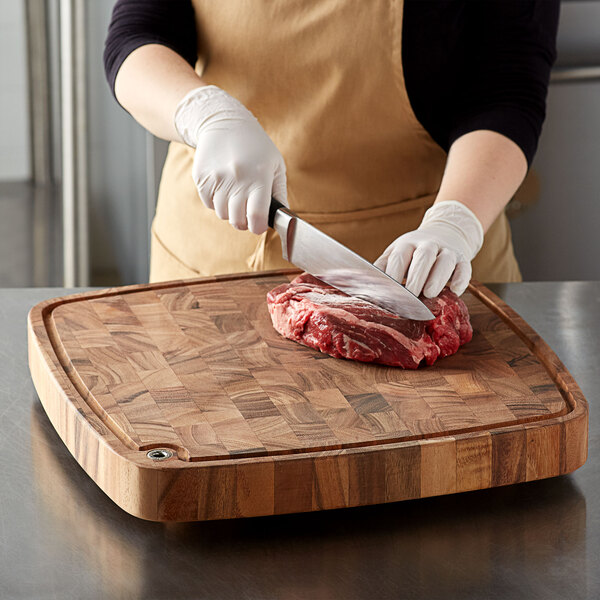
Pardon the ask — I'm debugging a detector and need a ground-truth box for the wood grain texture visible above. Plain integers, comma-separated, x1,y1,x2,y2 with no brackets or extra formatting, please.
27,270,588,521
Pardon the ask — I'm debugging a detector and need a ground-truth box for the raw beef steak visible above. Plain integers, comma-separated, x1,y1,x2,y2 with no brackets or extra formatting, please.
266,273,472,368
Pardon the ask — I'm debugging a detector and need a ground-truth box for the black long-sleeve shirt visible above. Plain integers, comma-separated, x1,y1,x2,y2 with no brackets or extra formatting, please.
104,0,559,166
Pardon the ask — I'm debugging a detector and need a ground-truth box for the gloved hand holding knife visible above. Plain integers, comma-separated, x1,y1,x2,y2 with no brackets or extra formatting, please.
175,85,288,235
173,84,525,302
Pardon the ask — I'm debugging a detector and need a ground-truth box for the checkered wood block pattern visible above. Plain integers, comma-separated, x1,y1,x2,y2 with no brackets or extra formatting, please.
29,271,588,520
48,274,566,460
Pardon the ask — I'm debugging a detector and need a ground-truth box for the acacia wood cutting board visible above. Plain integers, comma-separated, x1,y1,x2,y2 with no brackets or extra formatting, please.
28,270,588,521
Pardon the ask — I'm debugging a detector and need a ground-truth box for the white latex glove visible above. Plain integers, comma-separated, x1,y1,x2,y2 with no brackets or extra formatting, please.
374,201,484,298
174,85,287,234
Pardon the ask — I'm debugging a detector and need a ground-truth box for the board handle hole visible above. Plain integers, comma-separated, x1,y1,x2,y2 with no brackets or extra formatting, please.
140,443,190,461
146,449,173,461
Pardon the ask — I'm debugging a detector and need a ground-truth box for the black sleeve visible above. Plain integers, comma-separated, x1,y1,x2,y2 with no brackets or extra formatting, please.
448,0,560,166
103,0,198,99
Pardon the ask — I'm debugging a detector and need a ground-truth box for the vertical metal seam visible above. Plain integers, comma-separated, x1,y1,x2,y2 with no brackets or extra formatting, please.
75,0,88,286
60,0,75,287
60,0,88,287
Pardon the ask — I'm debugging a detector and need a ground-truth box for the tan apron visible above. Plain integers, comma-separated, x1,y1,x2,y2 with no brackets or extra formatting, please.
150,0,521,284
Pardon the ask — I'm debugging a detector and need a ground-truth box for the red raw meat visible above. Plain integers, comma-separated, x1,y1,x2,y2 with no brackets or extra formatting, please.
266,273,472,369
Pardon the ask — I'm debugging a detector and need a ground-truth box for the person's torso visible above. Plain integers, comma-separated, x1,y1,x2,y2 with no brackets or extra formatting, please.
151,0,520,284
191,0,447,215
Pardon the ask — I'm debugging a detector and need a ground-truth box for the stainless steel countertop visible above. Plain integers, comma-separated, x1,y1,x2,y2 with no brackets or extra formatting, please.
1,282,598,600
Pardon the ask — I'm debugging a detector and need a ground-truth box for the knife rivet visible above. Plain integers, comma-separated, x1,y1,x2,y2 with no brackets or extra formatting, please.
146,448,173,461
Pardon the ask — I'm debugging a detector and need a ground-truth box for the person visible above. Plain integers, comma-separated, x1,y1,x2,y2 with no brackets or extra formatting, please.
104,0,559,298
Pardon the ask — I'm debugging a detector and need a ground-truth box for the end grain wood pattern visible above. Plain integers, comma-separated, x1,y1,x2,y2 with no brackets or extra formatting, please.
28,270,588,521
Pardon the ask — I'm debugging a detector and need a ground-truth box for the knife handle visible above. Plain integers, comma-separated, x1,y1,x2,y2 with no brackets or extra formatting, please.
268,198,287,229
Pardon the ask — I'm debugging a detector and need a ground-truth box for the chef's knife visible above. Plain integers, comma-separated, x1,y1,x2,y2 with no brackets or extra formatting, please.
268,198,435,320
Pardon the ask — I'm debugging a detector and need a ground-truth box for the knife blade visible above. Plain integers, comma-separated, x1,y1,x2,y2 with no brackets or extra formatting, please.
268,198,435,320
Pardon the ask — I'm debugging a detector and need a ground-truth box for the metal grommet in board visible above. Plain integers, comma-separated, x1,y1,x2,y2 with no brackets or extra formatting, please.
146,449,174,461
